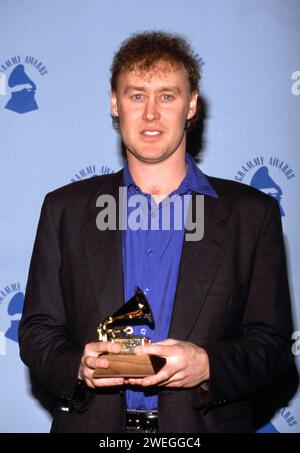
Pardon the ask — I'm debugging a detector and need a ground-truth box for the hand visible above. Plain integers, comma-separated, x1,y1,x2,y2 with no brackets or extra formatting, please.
127,339,210,388
78,341,125,389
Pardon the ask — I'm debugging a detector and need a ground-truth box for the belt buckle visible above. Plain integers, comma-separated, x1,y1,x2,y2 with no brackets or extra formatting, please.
126,410,158,432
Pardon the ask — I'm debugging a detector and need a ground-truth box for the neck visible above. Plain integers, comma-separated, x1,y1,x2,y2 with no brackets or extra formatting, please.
127,151,187,202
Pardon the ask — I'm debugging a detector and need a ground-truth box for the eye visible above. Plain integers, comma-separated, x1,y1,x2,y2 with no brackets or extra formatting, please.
132,94,143,101
161,94,174,101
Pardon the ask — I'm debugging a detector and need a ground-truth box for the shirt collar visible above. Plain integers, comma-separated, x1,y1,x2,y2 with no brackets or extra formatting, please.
123,153,218,198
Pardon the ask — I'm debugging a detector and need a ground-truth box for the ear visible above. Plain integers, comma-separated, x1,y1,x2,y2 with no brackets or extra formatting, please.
187,91,198,120
110,91,119,117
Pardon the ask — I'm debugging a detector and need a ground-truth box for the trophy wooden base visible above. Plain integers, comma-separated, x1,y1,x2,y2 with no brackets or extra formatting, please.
93,353,166,378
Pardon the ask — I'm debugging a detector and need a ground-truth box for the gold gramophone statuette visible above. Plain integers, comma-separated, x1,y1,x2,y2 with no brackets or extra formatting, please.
93,288,165,378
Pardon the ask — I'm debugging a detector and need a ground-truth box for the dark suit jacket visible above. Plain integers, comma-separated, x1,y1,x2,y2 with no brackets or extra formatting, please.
19,169,293,433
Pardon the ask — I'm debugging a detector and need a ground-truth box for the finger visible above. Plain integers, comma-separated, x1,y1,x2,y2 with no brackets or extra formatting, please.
159,380,185,388
92,377,125,387
157,373,186,387
86,341,123,355
81,369,97,389
84,356,109,370
84,357,97,370
94,357,110,369
85,356,110,370
134,343,174,357
81,359,110,387
127,378,144,386
137,366,173,387
154,339,178,346
84,378,96,389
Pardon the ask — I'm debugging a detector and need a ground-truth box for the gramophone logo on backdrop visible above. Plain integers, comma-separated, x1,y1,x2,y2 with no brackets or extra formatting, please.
235,157,297,434
71,165,114,183
234,156,295,217
0,55,48,114
0,283,24,356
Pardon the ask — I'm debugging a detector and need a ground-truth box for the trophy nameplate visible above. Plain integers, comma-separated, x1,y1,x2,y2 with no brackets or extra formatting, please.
93,288,165,378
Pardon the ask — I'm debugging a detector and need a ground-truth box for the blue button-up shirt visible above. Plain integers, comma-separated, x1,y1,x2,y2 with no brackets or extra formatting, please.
122,153,218,410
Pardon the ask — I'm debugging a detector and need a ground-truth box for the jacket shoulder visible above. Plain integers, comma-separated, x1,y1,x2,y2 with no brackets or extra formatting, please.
45,170,123,204
206,175,278,209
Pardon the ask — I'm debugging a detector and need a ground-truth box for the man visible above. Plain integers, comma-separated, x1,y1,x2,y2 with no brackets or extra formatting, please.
19,31,293,433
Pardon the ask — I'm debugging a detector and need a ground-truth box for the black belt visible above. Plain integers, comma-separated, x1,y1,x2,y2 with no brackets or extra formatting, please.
126,409,159,433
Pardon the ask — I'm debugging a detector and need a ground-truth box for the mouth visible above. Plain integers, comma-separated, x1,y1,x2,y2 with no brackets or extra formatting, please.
140,130,163,140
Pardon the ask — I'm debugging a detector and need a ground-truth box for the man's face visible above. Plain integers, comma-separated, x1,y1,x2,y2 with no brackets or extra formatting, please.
110,62,198,164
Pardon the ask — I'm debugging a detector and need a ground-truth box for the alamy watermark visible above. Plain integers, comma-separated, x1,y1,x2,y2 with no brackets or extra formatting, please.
95,188,204,241
291,71,300,96
292,331,300,356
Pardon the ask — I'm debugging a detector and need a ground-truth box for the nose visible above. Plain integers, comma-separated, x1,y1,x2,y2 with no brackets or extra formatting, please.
143,98,160,121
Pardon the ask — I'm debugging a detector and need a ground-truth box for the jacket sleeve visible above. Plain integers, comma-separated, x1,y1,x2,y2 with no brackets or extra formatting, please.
19,193,84,406
197,198,294,411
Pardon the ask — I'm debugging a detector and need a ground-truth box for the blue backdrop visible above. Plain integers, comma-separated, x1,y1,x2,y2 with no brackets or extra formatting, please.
0,0,299,432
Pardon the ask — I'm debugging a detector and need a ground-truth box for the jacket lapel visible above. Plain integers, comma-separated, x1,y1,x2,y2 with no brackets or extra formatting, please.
80,170,125,323
168,192,230,340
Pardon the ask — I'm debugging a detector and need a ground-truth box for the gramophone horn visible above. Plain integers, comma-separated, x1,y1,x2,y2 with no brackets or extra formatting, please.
108,287,155,329
8,64,36,90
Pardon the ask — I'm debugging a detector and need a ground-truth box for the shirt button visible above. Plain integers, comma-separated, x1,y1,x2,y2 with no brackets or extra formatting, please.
146,248,152,255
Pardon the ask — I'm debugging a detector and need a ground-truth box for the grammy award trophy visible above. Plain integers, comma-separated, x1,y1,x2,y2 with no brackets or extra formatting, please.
93,288,165,378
